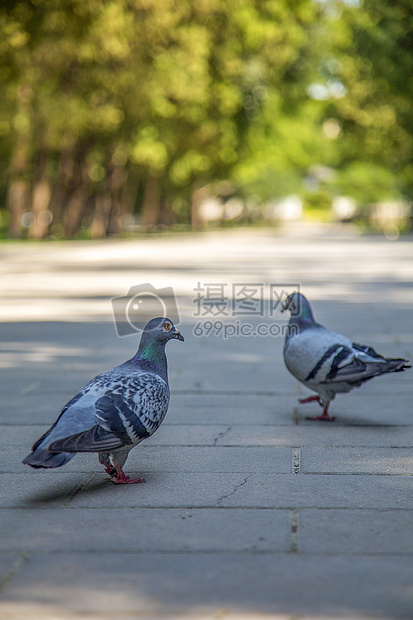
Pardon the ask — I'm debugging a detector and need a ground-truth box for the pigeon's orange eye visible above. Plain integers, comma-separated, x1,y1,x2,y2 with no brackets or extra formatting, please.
163,321,172,332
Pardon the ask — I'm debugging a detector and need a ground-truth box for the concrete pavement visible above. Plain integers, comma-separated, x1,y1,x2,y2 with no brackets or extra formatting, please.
0,224,412,618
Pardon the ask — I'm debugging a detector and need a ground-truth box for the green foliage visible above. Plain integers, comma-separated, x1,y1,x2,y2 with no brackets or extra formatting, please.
0,0,412,237
323,0,413,199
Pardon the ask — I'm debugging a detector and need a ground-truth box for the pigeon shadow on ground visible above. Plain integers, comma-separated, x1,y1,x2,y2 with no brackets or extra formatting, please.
22,470,161,506
20,473,110,506
299,413,405,427
21,482,87,507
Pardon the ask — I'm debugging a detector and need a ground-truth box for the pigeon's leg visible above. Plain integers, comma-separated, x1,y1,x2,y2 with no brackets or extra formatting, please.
110,460,145,485
299,394,335,421
306,400,335,422
98,454,117,478
299,395,322,405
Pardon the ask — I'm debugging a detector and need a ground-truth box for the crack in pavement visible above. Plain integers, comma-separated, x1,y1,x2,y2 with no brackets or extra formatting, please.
217,474,252,504
213,426,232,447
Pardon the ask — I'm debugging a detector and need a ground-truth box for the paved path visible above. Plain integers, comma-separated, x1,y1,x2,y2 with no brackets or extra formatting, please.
0,225,412,619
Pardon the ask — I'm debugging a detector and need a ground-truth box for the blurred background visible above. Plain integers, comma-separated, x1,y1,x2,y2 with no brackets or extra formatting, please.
0,0,412,241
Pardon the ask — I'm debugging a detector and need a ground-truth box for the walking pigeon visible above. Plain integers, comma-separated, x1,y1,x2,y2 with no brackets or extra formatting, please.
23,317,184,483
281,292,411,421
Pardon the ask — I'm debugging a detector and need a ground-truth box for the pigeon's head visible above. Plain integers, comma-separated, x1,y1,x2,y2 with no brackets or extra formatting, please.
142,317,184,343
281,292,313,320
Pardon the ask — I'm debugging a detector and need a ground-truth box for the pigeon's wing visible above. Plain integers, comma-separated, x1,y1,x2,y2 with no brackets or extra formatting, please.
49,373,169,453
48,424,124,453
32,373,116,452
352,342,387,360
95,372,170,439
285,325,354,384
319,348,369,384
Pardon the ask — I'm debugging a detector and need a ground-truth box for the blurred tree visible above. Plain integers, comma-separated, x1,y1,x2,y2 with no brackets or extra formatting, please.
321,0,413,204
1,0,411,237
0,0,323,236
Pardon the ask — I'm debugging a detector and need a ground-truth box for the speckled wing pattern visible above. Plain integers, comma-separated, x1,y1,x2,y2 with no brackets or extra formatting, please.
49,371,169,453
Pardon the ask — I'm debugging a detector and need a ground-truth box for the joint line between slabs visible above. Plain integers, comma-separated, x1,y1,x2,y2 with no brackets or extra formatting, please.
289,509,299,553
292,447,301,474
65,473,95,506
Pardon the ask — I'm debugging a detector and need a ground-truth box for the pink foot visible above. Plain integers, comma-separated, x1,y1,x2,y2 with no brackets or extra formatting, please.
108,461,145,484
111,475,145,484
306,411,335,422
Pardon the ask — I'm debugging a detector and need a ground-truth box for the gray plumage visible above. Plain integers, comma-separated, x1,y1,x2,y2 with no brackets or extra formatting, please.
282,293,410,421
23,317,184,483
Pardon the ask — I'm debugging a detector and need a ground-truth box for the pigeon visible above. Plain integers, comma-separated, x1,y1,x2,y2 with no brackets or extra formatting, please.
23,317,184,483
281,292,411,421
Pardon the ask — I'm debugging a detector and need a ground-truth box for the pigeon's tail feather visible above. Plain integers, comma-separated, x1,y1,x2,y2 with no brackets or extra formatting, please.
352,344,411,374
29,407,69,452
321,354,411,387
367,357,412,377
22,449,75,469
348,358,411,386
381,358,411,373
48,424,125,454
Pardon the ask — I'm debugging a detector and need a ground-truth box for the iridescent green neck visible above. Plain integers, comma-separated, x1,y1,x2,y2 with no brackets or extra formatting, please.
135,337,167,376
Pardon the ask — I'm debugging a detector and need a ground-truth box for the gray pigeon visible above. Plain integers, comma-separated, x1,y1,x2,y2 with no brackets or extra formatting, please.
23,317,184,483
281,292,410,421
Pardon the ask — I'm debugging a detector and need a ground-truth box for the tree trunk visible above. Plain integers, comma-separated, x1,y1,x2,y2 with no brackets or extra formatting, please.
29,145,52,239
107,163,125,235
158,197,175,227
52,135,77,227
61,141,93,238
140,173,161,228
90,163,125,238
63,180,91,238
7,133,29,238
191,182,209,230
7,178,28,238
90,193,112,238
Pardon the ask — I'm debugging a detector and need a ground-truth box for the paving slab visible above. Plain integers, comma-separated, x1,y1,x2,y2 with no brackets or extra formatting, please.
216,425,413,447
217,473,413,510
0,508,291,553
302,446,413,474
1,228,413,618
0,553,22,584
1,390,297,426
1,423,226,447
58,472,413,510
2,445,293,475
1,552,413,617
9,421,413,450
0,473,88,508
299,508,413,554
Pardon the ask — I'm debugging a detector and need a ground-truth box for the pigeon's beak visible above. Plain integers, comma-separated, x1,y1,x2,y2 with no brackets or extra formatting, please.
172,328,184,342
280,298,289,313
